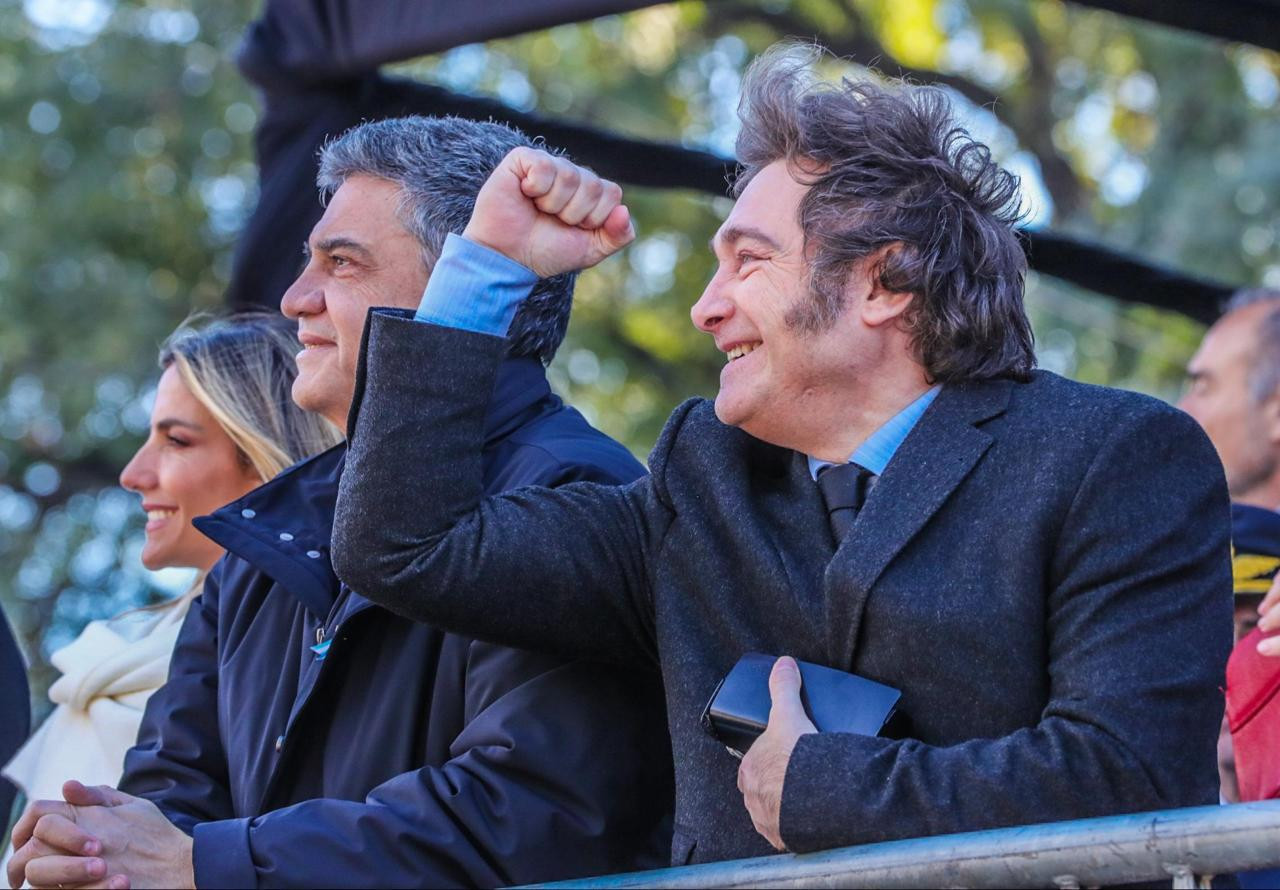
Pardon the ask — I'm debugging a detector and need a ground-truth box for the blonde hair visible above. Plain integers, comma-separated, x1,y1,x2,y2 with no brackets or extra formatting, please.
160,312,342,481
127,313,339,617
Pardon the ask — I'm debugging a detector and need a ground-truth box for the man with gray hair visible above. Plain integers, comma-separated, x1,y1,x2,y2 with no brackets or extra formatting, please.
1180,289,1280,515
1180,288,1280,659
1177,288,1280,802
7,114,672,889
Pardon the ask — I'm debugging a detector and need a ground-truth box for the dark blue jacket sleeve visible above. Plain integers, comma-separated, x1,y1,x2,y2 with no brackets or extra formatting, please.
0,604,30,822
191,644,669,889
119,567,234,834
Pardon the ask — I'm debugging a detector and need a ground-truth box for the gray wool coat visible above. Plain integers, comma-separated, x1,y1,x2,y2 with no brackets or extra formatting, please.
333,310,1233,867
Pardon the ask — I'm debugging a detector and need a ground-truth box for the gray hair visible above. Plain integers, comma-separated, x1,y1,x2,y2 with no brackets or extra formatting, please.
316,116,577,365
734,44,1034,383
1225,288,1280,404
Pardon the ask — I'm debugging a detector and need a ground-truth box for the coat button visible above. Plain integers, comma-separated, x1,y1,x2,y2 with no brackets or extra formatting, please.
279,532,294,542
241,508,256,519
306,550,321,559
274,735,284,752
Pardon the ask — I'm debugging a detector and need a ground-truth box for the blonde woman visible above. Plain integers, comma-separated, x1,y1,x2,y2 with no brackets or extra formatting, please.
3,313,340,811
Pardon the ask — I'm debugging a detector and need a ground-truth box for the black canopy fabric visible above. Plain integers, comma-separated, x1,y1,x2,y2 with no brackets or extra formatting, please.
229,0,663,312
1072,0,1280,53
227,0,1241,325
1024,232,1231,324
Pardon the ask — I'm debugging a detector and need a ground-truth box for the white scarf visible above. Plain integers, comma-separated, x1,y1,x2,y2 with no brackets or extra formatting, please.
3,594,193,806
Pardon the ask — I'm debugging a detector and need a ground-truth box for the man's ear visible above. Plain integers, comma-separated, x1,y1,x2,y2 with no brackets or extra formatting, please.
856,245,915,329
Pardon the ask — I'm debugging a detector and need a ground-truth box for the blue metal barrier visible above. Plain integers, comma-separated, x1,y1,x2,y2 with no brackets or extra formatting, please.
529,801,1280,889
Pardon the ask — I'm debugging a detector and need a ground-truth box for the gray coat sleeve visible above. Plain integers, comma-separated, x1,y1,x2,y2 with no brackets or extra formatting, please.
333,311,671,666
778,403,1233,851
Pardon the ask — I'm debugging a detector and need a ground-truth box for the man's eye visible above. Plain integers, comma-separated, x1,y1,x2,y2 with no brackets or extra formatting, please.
331,255,350,268
737,253,763,267
166,435,190,448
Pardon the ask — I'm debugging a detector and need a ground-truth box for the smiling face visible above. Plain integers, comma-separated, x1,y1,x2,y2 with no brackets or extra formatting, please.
690,160,916,458
119,366,263,572
281,175,432,426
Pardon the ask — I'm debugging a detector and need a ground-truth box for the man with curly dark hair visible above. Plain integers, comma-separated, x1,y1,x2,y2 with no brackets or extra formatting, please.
333,44,1233,864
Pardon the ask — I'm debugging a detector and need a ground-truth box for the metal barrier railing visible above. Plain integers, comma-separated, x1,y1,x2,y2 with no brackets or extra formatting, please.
530,801,1280,889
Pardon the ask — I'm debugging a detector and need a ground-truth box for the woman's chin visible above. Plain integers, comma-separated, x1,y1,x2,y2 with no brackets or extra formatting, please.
138,545,172,572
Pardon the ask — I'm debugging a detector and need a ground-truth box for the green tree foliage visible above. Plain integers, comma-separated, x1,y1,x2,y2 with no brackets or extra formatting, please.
1,0,256,701
2,0,1278,713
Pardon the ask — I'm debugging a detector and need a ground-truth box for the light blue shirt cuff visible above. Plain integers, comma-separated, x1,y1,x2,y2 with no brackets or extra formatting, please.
415,233,539,336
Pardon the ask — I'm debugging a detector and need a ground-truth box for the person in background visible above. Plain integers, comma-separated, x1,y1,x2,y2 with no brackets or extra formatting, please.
1179,288,1280,514
2,313,339,867
1218,504,1280,801
1178,289,1280,665
1223,506,1280,889
1176,290,1280,890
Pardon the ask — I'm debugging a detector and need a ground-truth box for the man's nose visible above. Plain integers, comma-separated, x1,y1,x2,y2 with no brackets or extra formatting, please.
281,271,324,319
691,275,734,333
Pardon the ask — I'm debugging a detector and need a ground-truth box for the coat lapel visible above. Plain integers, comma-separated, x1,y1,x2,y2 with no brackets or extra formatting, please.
822,379,1014,668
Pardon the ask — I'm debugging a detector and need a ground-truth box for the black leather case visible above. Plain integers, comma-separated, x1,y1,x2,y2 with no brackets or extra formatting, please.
700,652,902,758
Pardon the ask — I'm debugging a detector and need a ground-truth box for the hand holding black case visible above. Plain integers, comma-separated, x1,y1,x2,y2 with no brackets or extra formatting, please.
700,652,902,758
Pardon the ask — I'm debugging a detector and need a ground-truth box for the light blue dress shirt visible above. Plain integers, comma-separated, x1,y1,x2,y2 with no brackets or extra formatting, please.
806,386,941,480
418,234,943,477
416,233,538,334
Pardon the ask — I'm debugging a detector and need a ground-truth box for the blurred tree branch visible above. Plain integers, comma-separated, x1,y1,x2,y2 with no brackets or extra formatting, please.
1000,3,1085,216
707,2,999,105
705,0,1083,214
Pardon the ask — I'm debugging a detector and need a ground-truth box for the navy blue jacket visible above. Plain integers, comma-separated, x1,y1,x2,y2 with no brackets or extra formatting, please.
119,355,673,888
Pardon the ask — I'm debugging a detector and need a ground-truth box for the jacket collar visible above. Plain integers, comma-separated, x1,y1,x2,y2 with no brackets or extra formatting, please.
194,444,346,619
821,375,1015,666
195,344,555,619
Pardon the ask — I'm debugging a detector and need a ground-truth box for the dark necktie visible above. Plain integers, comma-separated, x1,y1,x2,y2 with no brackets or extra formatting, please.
817,462,876,542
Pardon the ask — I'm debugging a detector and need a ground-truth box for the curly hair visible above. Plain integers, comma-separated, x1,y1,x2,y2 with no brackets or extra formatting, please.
735,44,1035,383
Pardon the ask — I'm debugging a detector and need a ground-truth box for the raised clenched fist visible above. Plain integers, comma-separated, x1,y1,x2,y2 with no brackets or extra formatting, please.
462,147,635,278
